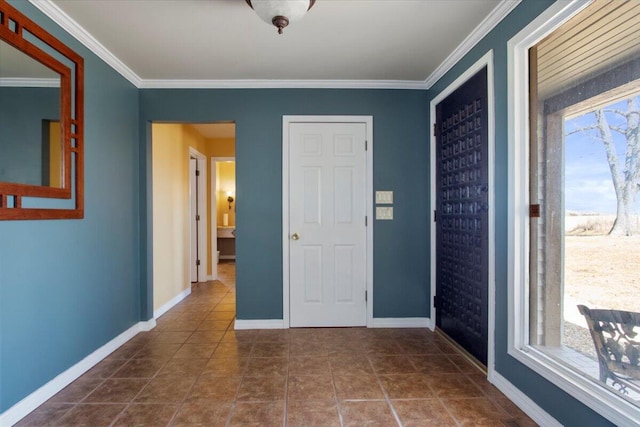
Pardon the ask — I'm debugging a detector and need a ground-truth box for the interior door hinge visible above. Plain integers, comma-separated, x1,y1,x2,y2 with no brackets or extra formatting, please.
195,170,200,176
433,210,437,222
365,290,368,302
365,216,368,226
433,294,438,308
196,259,201,266
196,215,200,221
530,204,541,218
433,123,437,136
365,140,368,151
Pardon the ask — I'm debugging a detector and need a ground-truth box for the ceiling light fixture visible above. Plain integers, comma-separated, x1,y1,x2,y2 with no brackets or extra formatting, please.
245,0,316,34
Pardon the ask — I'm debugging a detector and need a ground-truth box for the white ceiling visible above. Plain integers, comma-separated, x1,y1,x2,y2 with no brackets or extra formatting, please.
37,0,518,88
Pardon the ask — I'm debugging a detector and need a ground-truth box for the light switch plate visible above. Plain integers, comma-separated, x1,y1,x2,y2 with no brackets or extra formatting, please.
376,206,393,220
376,191,393,204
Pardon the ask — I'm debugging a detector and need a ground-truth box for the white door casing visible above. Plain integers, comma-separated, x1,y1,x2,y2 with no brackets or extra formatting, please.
189,148,207,284
283,116,373,328
189,157,198,283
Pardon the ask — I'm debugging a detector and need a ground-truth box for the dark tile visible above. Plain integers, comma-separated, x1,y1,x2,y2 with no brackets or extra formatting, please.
157,357,208,378
135,375,196,403
245,357,288,376
251,342,289,358
329,356,374,375
54,404,126,427
391,399,456,426
396,339,443,355
214,303,236,312
112,359,167,378
368,355,417,374
213,342,254,358
409,355,462,373
203,357,248,376
153,332,193,344
187,374,241,401
237,375,286,401
106,343,143,360
289,356,331,376
206,311,236,321
196,319,233,331
48,378,104,403
333,375,384,400
132,342,182,360
229,401,284,426
287,400,340,427
15,403,73,427
339,400,397,427
287,375,335,400
426,374,484,398
446,354,482,374
186,330,225,344
112,403,178,426
290,340,330,356
171,400,232,427
81,359,127,379
172,344,216,359
441,397,514,426
378,374,434,399
84,378,149,403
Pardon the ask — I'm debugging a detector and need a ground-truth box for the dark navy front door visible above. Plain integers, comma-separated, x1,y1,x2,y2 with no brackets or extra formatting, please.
435,67,489,365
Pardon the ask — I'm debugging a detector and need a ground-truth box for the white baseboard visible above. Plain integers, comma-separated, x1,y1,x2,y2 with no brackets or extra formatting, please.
234,319,285,330
206,275,215,281
490,371,562,427
220,255,235,260
153,287,191,318
0,321,155,427
371,317,431,328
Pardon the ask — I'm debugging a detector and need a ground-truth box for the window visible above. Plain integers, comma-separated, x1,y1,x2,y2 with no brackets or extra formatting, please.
509,1,640,425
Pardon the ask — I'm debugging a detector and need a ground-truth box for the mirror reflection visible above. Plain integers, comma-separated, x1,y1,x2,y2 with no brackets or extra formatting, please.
0,40,63,188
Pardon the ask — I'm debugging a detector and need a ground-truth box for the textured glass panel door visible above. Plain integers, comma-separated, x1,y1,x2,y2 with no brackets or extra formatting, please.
435,68,489,365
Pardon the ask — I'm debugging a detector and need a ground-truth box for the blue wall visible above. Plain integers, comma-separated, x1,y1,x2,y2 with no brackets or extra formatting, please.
0,0,618,425
0,1,140,412
139,89,430,320
426,1,613,425
0,87,59,186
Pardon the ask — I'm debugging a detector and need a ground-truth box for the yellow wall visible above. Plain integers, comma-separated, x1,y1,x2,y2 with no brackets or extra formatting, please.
152,125,235,307
208,138,235,157
152,123,210,312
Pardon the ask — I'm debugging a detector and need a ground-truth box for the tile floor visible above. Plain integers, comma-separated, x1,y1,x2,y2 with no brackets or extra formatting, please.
16,261,537,426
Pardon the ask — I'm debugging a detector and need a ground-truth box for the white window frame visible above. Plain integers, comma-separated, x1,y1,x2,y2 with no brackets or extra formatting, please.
508,1,640,425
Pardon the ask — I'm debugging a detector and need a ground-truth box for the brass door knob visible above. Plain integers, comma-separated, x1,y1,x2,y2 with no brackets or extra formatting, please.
291,233,300,240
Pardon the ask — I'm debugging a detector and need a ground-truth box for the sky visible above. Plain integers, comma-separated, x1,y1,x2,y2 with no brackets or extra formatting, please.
564,96,639,214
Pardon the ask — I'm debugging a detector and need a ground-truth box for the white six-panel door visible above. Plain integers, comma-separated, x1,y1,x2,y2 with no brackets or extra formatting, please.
288,121,367,327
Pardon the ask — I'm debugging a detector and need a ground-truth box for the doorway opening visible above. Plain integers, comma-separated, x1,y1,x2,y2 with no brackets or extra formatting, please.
212,157,236,280
151,122,236,318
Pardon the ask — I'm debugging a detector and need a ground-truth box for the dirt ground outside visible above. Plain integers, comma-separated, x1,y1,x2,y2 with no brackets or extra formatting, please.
563,215,640,359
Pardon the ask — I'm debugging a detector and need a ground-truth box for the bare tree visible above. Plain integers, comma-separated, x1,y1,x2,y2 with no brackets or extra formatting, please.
567,96,640,236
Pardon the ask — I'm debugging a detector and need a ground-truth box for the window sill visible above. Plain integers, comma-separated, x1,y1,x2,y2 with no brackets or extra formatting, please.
508,344,640,426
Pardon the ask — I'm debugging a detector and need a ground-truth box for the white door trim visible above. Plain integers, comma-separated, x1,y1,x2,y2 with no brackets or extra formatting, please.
283,115,374,328
210,156,236,281
189,147,207,283
429,51,496,376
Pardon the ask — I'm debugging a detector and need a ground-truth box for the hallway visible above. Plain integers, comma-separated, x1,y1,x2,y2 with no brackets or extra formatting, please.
16,263,535,426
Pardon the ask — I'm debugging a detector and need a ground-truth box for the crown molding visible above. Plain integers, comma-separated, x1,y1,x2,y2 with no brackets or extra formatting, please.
28,0,142,87
0,77,60,87
423,0,522,89
138,79,428,90
29,0,518,91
